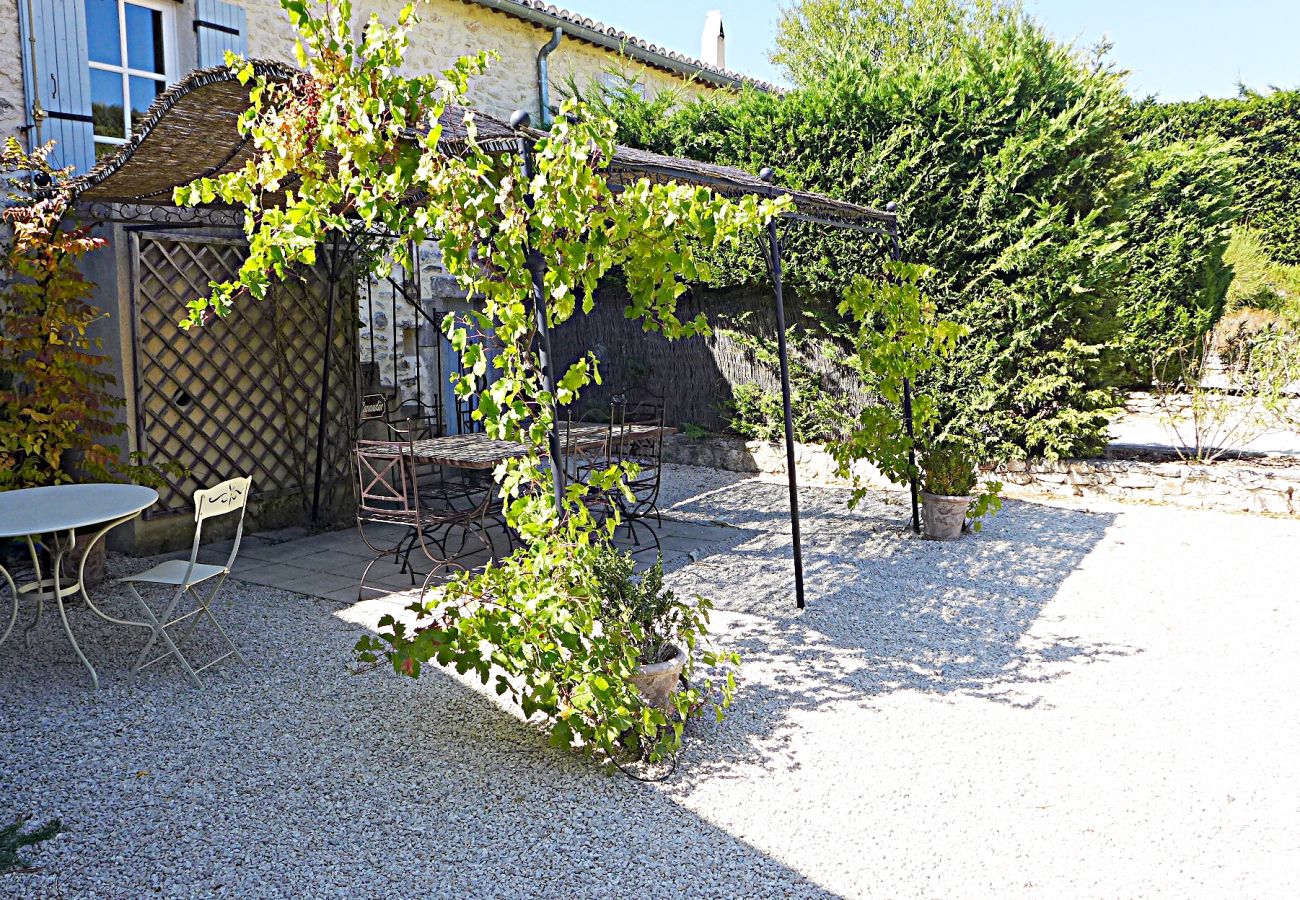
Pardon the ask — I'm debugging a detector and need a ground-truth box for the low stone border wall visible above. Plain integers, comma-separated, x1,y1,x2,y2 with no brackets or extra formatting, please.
997,456,1300,517
665,434,1300,518
662,434,893,488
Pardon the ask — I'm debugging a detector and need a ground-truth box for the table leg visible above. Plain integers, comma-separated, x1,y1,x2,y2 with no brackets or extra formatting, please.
21,535,47,648
74,514,150,630
0,564,17,646
49,529,100,690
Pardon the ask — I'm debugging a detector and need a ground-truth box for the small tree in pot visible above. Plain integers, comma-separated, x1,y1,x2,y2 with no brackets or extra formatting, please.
831,263,1002,537
919,439,1002,540
591,545,728,712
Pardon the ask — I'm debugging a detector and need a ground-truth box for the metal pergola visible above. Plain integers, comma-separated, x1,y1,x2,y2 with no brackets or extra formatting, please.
70,60,917,610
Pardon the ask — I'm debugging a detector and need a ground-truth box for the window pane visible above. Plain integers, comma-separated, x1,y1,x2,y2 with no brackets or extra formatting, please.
90,69,125,139
86,0,122,66
128,76,164,128
95,142,121,161
124,3,166,74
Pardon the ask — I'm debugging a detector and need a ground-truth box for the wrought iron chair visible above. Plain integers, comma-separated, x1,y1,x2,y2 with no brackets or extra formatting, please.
121,476,253,689
354,441,481,600
390,396,442,441
608,394,667,553
565,402,616,516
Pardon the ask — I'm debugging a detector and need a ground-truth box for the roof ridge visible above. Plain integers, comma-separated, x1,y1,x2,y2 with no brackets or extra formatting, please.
467,0,782,93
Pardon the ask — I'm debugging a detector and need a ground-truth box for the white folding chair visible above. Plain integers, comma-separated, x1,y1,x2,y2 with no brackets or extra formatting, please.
122,476,252,688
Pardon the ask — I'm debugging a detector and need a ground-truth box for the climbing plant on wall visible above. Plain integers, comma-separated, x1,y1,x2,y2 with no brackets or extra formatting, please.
176,0,786,763
0,140,121,490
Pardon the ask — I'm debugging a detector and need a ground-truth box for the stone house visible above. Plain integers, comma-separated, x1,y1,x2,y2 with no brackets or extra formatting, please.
1,0,772,549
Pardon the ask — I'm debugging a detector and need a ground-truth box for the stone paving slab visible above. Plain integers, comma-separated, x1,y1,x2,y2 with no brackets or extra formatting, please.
208,515,749,601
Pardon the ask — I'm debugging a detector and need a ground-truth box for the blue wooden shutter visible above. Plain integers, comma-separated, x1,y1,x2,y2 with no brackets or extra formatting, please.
195,0,248,68
17,0,96,174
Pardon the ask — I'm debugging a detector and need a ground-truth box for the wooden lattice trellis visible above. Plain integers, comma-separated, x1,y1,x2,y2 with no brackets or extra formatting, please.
130,232,357,517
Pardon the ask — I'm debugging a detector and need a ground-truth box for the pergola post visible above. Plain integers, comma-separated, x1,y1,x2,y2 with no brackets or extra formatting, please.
760,168,806,610
310,231,345,524
511,111,566,513
886,207,921,534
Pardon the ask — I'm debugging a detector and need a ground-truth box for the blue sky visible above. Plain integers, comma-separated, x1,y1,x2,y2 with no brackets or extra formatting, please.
571,0,1299,101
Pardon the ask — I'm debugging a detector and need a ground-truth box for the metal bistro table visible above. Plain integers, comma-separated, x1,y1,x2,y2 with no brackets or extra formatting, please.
0,483,159,689
390,424,672,468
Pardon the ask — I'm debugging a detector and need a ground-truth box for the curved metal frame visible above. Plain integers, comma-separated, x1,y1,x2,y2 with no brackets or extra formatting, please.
0,512,152,689
354,441,492,602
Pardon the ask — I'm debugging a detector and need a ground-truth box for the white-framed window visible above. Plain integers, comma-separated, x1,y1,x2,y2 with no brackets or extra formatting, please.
86,0,177,159
602,71,647,101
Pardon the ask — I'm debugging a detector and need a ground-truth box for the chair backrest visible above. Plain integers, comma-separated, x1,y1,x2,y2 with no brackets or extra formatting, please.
455,393,482,434
390,397,442,441
566,403,615,484
359,394,397,441
611,395,666,508
354,440,420,520
184,475,253,578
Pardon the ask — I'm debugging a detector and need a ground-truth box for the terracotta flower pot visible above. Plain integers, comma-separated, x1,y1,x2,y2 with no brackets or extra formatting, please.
920,492,972,541
628,643,688,711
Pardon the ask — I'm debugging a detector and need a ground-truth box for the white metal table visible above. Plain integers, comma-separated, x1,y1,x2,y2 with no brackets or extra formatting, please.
0,483,159,689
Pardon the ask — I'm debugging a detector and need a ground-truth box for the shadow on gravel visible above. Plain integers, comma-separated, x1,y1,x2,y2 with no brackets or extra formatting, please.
671,496,1141,779
1,586,844,899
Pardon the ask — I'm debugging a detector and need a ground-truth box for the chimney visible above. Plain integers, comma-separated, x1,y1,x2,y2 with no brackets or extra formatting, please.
701,10,725,70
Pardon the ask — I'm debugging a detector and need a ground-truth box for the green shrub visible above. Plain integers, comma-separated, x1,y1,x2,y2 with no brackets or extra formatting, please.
591,546,695,666
1223,226,1300,318
921,440,977,496
725,365,844,443
1113,135,1238,378
920,439,1002,527
1,814,61,873
603,18,1137,459
1135,90,1300,266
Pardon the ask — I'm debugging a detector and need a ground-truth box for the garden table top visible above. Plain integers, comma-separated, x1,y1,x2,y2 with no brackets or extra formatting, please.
391,433,531,470
560,422,674,449
0,483,158,539
0,483,158,690
365,424,675,470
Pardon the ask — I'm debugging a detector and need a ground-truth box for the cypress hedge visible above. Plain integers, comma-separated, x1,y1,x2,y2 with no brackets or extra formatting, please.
605,20,1141,458
1136,90,1300,266
592,16,1283,459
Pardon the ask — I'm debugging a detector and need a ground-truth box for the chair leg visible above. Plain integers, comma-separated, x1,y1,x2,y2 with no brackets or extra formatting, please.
627,515,662,556
197,606,246,667
0,566,18,647
129,585,204,689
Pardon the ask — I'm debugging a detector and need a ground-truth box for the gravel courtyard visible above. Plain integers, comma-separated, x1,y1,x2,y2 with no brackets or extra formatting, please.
3,464,1298,898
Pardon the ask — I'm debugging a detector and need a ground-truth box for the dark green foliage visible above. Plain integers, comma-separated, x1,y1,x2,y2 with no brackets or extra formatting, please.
921,440,977,496
1135,90,1300,266
725,366,845,443
605,19,1135,459
591,546,681,665
1115,136,1239,377
1224,227,1300,317
0,814,62,873
771,0,1020,87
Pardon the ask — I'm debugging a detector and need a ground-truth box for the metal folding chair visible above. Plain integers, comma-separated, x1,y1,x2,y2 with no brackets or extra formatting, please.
121,476,252,689
354,441,472,600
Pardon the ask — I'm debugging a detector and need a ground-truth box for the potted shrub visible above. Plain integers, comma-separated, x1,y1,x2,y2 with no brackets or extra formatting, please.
591,544,712,711
919,440,1002,540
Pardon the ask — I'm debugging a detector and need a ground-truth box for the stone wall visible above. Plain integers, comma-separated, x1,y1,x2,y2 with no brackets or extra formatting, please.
664,433,1300,519
663,434,895,490
0,3,25,146
997,457,1300,517
242,0,713,121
